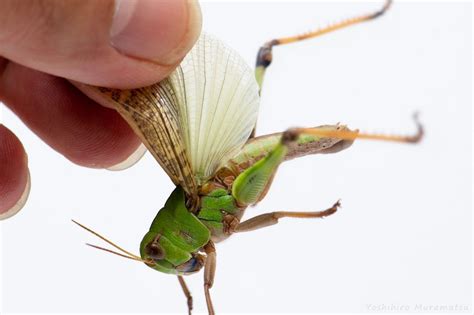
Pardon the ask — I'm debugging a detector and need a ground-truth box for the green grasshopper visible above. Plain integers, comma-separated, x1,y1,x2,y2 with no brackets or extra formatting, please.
73,1,422,314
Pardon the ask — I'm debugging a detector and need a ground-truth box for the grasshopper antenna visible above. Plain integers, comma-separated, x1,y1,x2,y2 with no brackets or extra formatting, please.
71,219,151,263
85,243,153,264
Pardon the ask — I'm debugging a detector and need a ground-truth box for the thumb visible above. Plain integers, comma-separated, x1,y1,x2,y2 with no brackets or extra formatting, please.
0,0,202,89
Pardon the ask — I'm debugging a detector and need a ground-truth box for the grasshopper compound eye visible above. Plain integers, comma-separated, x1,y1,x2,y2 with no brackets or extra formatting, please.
145,234,166,261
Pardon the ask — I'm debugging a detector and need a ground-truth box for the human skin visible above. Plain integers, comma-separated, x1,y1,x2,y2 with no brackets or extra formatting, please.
0,0,202,218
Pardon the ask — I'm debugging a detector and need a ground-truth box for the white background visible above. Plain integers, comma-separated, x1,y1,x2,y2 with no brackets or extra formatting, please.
1,1,472,314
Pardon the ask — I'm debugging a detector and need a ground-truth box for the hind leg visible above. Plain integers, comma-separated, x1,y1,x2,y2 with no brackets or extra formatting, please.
249,1,393,138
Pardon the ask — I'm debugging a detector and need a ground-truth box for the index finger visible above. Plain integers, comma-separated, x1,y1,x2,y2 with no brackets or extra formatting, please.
0,0,202,89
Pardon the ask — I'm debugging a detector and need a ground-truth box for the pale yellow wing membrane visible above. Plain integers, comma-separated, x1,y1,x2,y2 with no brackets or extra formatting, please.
170,33,260,183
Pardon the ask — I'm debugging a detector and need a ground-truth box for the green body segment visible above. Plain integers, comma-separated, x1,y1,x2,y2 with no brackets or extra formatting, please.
199,188,238,220
255,66,266,90
232,143,288,206
140,186,210,274
230,132,320,165
198,188,239,238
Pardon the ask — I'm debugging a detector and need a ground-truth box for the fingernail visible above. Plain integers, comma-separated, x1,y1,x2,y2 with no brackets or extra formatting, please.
107,143,147,171
0,170,31,220
110,0,202,65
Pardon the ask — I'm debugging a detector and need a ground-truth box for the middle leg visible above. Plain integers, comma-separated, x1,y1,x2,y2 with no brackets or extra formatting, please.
235,200,340,233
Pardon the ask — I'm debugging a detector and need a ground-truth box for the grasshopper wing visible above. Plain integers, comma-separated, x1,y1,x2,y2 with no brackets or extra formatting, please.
77,83,198,198
76,33,259,198
168,33,260,183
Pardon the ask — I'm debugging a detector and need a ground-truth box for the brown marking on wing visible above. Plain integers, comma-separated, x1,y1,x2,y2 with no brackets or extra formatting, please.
94,83,198,199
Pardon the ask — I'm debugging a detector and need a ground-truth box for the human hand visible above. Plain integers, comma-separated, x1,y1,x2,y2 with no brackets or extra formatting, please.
0,0,202,219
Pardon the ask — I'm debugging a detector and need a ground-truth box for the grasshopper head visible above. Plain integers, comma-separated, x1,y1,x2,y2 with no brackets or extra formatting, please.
72,218,205,275
140,230,205,275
